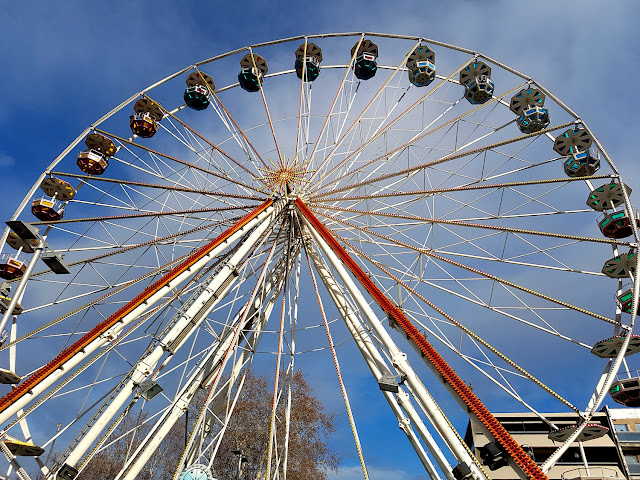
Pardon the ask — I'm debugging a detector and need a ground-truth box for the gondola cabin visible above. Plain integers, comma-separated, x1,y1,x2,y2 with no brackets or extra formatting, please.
295,43,322,82
510,88,550,134
351,39,378,80
610,377,640,407
459,61,494,104
238,53,268,92
516,106,550,134
77,149,109,175
407,45,436,87
563,151,600,177
130,98,162,138
32,197,64,222
184,84,210,111
129,112,158,138
184,71,215,111
0,255,26,281
0,283,23,316
617,288,640,314
598,210,640,239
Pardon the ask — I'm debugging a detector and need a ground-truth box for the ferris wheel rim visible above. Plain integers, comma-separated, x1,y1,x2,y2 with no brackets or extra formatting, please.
0,32,635,480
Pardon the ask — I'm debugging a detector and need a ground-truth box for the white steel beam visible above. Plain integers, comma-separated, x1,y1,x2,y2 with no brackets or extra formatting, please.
301,216,487,480
0,201,283,428
307,244,450,480
63,203,281,468
115,243,296,480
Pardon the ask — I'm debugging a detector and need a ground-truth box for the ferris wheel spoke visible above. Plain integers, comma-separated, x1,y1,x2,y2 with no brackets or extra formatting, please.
0,201,280,427
208,90,269,171
312,121,576,200
314,82,529,194
27,205,253,228
311,41,464,185
17,217,242,289
95,128,261,195
300,247,369,480
313,173,614,204
143,93,256,180
315,55,471,187
306,36,364,176
297,198,547,480
49,171,264,202
314,209,619,327
312,203,625,247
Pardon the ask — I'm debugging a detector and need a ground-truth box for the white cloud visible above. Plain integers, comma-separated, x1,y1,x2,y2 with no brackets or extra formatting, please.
0,153,16,167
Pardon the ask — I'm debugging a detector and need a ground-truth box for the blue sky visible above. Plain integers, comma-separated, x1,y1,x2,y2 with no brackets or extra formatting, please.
1,2,640,479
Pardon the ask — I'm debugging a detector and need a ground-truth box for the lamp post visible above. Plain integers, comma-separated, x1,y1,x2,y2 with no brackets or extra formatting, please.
231,450,248,480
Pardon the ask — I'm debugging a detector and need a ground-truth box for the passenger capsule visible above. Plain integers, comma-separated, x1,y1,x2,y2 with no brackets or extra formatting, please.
563,151,600,177
0,255,26,281
32,197,64,222
130,98,163,138
77,149,109,175
0,283,22,316
295,43,322,82
459,61,494,104
598,210,640,239
77,133,115,175
587,182,631,211
407,45,436,87
617,288,640,314
509,88,550,134
351,39,378,80
238,53,268,92
184,71,215,111
610,377,640,407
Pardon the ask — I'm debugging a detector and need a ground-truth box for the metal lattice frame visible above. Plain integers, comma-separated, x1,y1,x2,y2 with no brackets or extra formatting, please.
0,32,636,480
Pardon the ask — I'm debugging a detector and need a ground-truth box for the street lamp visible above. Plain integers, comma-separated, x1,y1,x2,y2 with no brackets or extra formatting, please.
231,449,248,480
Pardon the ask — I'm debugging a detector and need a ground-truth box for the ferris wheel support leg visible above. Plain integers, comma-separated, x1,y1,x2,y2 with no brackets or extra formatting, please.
185,248,299,468
116,244,295,480
301,221,487,480
0,200,282,427
306,245,450,480
298,199,549,480
63,203,282,470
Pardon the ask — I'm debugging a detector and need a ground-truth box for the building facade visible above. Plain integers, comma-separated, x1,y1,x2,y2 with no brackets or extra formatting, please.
465,411,629,479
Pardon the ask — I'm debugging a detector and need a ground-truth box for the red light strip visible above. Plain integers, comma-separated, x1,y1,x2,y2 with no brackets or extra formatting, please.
296,198,548,480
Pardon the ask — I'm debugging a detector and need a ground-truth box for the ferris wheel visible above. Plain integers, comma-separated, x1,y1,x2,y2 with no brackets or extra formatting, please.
0,32,637,480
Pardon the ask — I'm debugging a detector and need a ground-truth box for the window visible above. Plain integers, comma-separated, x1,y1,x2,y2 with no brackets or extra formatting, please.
615,424,630,432
635,423,640,432
625,454,639,464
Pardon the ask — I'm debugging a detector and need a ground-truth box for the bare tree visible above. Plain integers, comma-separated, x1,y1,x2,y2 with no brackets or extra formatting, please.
78,370,339,480
211,370,339,480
